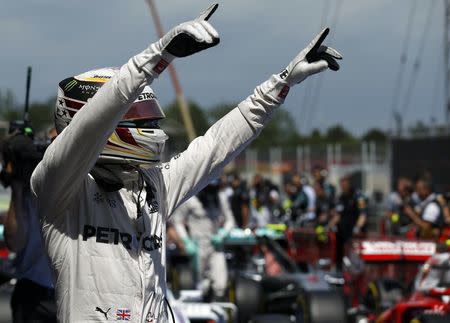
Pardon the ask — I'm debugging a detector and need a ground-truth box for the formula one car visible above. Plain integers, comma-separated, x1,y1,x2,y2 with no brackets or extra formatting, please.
215,227,348,323
374,253,450,323
341,235,441,322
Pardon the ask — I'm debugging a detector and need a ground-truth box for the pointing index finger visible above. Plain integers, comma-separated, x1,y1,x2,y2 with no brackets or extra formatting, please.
311,28,330,53
196,3,219,21
306,28,330,63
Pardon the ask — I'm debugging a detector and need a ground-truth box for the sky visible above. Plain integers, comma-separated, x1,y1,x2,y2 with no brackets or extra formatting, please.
0,0,446,135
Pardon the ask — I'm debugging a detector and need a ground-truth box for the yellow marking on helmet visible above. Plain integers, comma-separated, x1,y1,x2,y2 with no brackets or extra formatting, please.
105,134,149,159
104,144,149,159
108,132,144,151
82,77,109,82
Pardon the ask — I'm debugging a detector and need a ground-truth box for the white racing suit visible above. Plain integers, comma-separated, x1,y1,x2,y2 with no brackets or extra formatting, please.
31,47,289,322
172,193,235,298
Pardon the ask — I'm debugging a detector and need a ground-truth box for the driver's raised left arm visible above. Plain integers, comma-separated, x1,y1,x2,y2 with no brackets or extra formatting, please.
161,28,342,216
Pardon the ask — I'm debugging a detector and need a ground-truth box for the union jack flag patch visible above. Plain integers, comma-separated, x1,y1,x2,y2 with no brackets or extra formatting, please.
116,308,131,321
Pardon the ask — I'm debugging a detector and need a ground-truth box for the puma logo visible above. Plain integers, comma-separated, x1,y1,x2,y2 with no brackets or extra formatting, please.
95,306,111,319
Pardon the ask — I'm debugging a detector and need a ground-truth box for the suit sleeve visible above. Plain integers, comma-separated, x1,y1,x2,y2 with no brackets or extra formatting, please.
161,74,290,216
30,46,165,218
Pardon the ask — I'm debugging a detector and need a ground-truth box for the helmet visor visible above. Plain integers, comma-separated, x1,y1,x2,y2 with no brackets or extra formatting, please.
123,98,165,121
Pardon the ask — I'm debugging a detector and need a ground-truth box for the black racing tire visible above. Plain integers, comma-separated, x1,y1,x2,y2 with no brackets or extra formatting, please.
251,314,294,323
364,279,404,313
235,275,263,323
297,291,347,323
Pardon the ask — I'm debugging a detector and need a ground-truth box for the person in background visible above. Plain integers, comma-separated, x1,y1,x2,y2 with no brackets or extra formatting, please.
172,181,235,300
248,174,281,226
437,192,450,245
332,176,368,271
314,181,336,225
219,173,233,200
267,183,283,221
438,193,450,226
291,173,316,226
229,173,250,228
1,126,56,323
166,221,185,253
385,176,414,236
404,177,443,239
312,165,336,202
282,179,296,218
249,175,271,228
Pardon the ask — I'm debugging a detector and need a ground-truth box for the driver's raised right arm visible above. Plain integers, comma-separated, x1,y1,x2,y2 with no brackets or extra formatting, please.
31,5,220,217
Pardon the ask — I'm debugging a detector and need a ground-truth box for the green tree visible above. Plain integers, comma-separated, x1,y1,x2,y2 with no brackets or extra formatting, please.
0,89,20,121
302,128,323,145
0,89,54,133
28,97,55,132
408,121,430,138
325,124,355,143
361,128,387,142
161,100,210,152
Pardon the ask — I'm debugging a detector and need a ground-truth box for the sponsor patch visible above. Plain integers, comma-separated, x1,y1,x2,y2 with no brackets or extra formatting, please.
79,84,101,93
82,224,162,252
64,80,77,91
278,85,290,99
137,92,157,101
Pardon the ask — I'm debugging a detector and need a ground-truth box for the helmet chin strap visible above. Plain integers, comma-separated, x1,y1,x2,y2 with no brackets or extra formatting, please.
90,163,141,192
91,163,153,220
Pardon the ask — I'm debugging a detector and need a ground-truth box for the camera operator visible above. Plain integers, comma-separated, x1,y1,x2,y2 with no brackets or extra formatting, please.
1,125,56,323
403,177,443,239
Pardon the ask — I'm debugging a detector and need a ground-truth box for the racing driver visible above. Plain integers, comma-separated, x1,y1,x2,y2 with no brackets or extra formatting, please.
31,3,342,322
